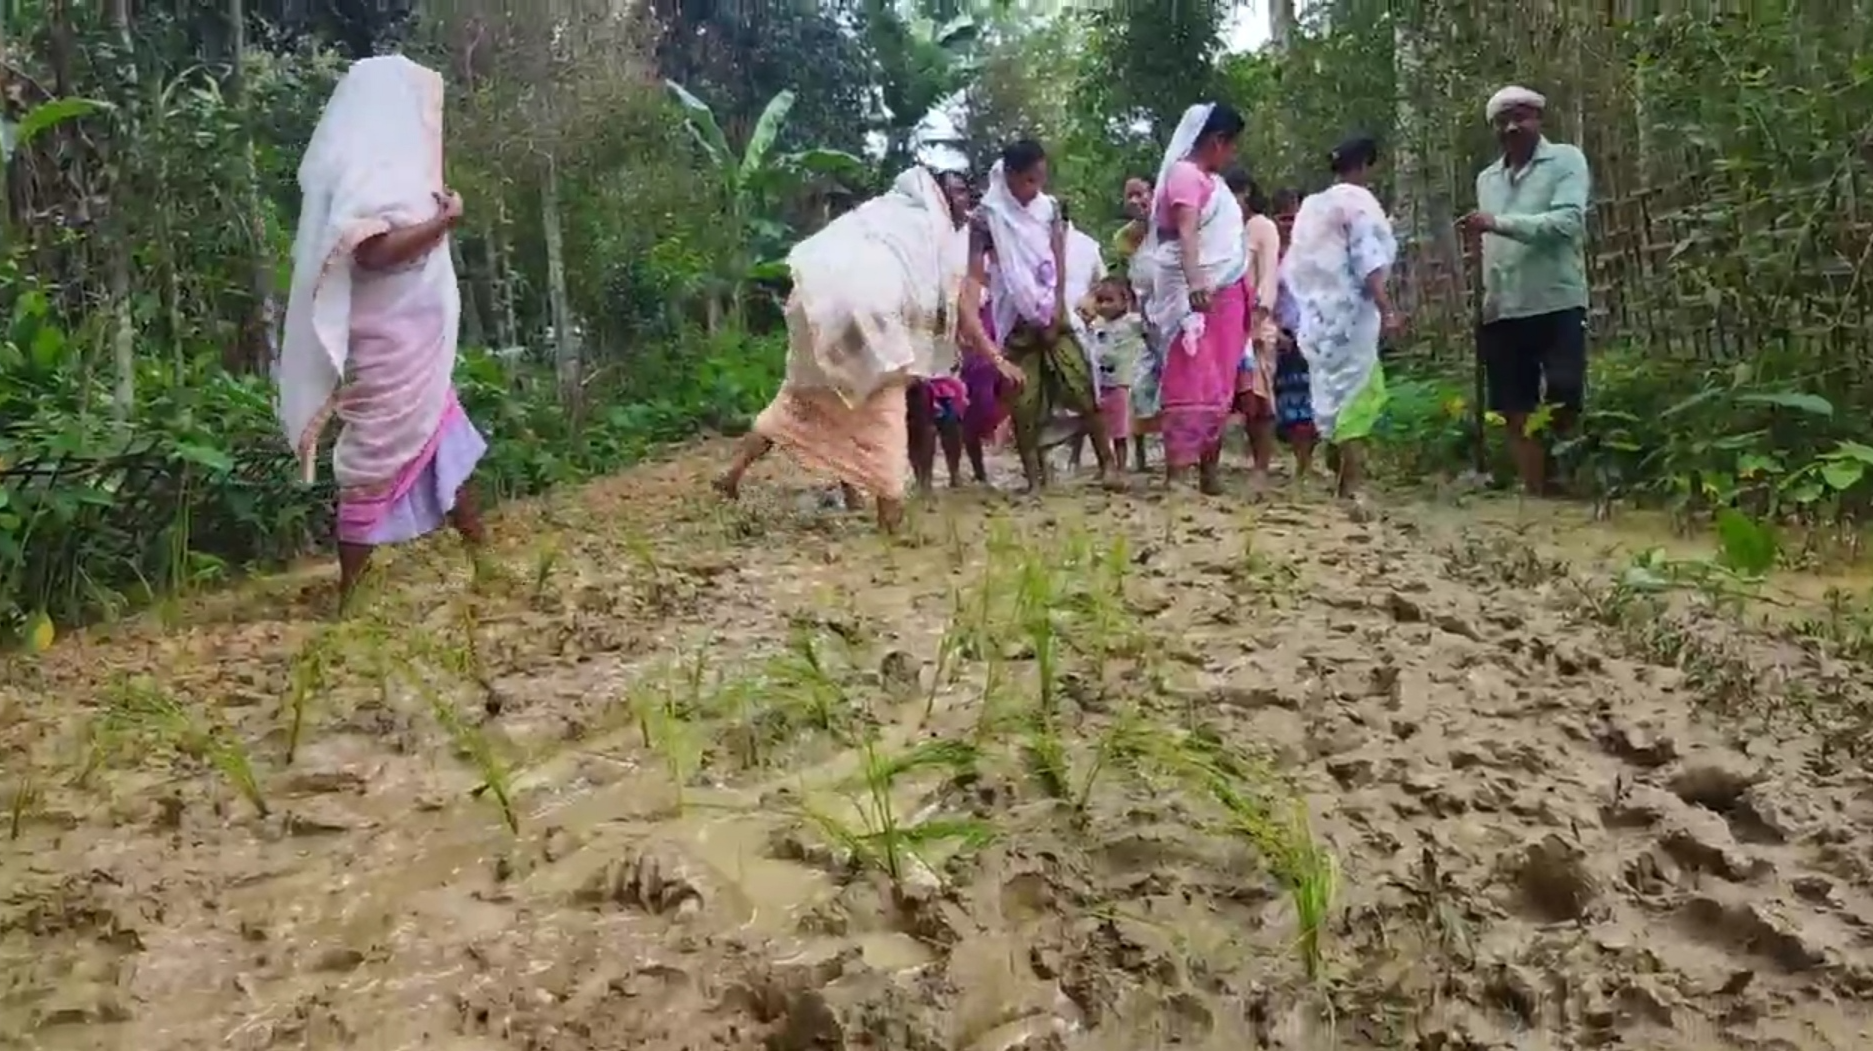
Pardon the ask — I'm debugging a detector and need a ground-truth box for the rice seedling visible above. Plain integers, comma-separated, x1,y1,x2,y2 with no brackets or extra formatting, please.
924,592,969,723
423,683,519,834
283,626,335,764
1140,728,1340,979
765,628,852,737
530,537,563,606
94,677,269,817
624,531,674,612
943,510,969,569
1279,806,1339,981
1072,709,1153,816
800,735,990,887
8,770,39,840
633,657,705,813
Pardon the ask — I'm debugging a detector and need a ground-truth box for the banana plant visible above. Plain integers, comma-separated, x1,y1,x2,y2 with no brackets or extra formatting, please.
665,82,866,325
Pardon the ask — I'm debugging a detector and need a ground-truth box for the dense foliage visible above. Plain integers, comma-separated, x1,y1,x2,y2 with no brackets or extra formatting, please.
5,0,1872,641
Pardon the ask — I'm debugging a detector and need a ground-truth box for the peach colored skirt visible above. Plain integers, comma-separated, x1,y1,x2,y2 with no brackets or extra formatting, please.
754,381,910,501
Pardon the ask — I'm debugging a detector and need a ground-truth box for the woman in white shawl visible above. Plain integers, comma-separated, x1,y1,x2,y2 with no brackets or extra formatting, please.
1136,103,1249,494
713,166,982,531
958,138,1118,491
1280,135,1400,502
277,56,486,607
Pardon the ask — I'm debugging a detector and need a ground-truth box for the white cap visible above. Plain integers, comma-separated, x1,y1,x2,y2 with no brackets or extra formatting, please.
1486,85,1547,122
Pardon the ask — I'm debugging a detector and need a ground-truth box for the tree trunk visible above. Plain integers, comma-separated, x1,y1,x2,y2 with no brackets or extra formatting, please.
541,155,578,405
107,0,135,421
1269,0,1297,51
489,231,517,350
1391,14,1425,297
229,0,277,375
452,237,486,348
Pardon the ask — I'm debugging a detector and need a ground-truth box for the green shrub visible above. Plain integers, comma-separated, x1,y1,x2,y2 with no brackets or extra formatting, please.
0,326,785,640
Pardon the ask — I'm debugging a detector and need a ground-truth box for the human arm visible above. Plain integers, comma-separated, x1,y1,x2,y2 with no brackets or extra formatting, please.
355,191,461,271
957,227,1025,388
1048,203,1072,334
1349,206,1401,333
1176,203,1205,310
1248,218,1280,331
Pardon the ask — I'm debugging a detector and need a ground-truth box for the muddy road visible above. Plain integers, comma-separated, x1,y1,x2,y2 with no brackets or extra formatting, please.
4,441,1872,1050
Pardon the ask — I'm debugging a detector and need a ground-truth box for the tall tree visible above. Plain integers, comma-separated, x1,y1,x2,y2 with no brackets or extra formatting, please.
650,0,872,156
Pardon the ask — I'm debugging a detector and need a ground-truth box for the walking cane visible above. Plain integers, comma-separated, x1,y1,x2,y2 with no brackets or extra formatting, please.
1465,228,1488,477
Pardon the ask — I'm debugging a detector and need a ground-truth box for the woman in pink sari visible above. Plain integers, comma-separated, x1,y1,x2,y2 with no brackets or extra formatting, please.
1136,103,1248,494
277,56,487,606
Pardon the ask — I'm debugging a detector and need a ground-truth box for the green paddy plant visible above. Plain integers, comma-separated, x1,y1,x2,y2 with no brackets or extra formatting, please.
283,626,337,764
802,736,989,887
768,628,849,736
424,685,519,834
1277,806,1338,982
624,531,674,612
8,771,39,841
924,586,982,724
530,537,563,606
95,677,269,817
636,655,706,812
1072,709,1153,817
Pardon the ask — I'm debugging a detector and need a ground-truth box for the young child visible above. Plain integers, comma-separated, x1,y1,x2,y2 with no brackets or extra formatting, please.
910,375,969,493
1082,276,1146,473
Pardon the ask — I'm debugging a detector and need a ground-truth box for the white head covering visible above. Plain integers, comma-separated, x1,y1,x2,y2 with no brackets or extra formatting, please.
783,166,967,403
1144,103,1216,255
1136,103,1248,355
977,158,1060,342
278,55,451,483
1486,85,1546,123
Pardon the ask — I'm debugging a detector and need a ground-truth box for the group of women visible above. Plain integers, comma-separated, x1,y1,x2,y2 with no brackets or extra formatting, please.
279,55,1401,606
712,100,1401,530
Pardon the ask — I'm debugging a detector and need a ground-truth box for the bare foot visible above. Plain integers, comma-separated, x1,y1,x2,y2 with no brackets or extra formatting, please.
876,497,905,533
712,474,740,502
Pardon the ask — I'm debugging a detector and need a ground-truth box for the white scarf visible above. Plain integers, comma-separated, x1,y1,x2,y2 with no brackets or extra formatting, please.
277,55,456,487
1139,104,1248,355
978,159,1059,344
783,167,966,405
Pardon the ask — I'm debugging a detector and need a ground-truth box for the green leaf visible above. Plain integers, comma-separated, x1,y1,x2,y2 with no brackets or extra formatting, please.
1820,459,1865,492
170,443,234,472
784,147,868,178
1734,390,1834,417
1735,451,1780,479
1714,508,1777,577
12,97,112,152
664,81,734,176
1825,440,1873,465
28,325,64,369
740,89,797,186
746,259,792,282
1659,387,1722,418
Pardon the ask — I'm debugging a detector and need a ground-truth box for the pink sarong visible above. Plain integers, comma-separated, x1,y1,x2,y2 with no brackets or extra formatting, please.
336,389,486,545
1099,386,1132,440
1159,279,1249,468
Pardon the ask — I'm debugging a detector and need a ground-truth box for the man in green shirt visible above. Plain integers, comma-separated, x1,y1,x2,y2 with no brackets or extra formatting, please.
1460,85,1591,495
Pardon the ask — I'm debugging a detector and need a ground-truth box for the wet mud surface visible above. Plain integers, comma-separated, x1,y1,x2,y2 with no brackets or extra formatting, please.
4,440,1873,1050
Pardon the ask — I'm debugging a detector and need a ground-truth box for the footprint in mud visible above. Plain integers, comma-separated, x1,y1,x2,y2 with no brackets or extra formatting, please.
574,848,706,917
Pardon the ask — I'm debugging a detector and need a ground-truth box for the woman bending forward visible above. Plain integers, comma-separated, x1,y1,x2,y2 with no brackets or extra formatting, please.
715,167,1000,530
